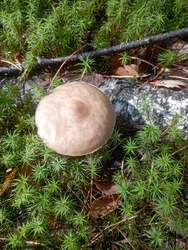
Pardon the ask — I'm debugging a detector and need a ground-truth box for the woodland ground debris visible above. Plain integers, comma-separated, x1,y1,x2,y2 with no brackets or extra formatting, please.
0,0,188,76
0,1,188,249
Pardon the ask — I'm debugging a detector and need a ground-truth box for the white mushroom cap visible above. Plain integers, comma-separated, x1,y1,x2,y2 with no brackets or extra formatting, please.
35,81,116,156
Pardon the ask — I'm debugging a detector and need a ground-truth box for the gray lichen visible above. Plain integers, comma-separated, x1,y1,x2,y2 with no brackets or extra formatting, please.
100,78,188,135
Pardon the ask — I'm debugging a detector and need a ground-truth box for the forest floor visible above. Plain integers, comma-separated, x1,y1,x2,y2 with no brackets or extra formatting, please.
0,38,188,250
0,1,188,249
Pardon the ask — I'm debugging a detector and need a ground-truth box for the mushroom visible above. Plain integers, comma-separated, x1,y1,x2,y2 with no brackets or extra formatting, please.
35,81,116,156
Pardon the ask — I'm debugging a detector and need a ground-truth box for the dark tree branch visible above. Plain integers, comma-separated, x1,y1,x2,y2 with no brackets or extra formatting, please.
0,66,23,76
1,27,188,77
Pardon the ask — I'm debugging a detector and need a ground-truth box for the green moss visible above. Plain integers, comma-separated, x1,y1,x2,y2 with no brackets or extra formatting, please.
0,83,188,249
158,49,187,67
0,0,187,74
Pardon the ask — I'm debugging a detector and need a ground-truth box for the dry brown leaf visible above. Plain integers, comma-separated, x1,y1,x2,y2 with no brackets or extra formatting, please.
170,65,188,78
89,194,120,219
13,52,23,64
111,53,122,71
83,73,105,87
136,46,160,74
170,40,188,56
115,64,138,77
95,179,119,195
0,169,16,196
151,79,188,89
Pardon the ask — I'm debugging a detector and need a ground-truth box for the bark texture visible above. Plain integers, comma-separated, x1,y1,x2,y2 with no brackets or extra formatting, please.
100,79,188,135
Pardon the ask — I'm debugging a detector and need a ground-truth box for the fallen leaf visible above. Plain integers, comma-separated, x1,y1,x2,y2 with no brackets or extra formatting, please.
95,179,119,195
83,73,105,87
60,69,80,83
13,52,24,64
0,169,16,196
150,79,188,89
136,46,159,74
115,64,138,77
89,194,120,219
170,40,188,56
170,65,188,79
111,53,122,71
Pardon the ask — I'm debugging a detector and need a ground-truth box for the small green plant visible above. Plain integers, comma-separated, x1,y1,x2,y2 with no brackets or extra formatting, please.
146,226,165,248
51,78,63,88
158,49,187,67
120,52,131,65
78,57,95,80
62,231,80,250
54,196,73,218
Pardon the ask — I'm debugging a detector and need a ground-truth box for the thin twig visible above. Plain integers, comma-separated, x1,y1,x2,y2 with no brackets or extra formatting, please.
170,75,188,81
103,215,137,232
37,28,188,66
131,56,159,69
117,228,136,250
90,176,94,205
0,237,44,247
102,74,148,79
50,44,86,88
89,215,137,246
81,189,90,213
172,144,188,156
0,59,22,70
121,160,124,177
150,67,164,82
1,27,188,77
103,75,138,79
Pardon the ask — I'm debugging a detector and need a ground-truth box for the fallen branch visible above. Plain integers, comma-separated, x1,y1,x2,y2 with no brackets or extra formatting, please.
100,78,188,137
1,27,188,77
0,66,23,77
0,237,45,247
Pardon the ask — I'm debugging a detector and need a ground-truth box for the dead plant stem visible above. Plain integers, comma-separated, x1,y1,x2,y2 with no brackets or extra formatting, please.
0,238,44,247
50,44,86,88
172,144,188,156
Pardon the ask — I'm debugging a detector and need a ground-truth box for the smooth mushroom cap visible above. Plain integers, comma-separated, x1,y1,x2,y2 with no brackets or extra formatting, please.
35,81,116,156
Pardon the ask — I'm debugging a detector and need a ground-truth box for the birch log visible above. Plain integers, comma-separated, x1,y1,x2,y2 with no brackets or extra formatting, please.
100,79,188,135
